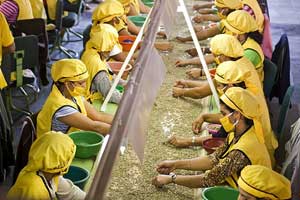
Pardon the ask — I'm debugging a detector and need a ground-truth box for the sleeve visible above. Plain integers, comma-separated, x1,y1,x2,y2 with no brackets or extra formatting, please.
56,176,86,200
244,49,262,68
109,44,122,57
199,150,250,187
0,13,14,47
93,71,122,104
54,106,79,119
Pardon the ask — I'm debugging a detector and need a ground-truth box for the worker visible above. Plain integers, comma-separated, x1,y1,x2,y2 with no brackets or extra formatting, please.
117,0,150,16
171,60,278,166
177,0,264,44
7,131,86,200
238,165,291,200
176,11,265,81
152,87,271,189
81,23,125,104
29,0,47,19
92,0,173,51
36,59,113,137
192,0,242,24
0,12,15,90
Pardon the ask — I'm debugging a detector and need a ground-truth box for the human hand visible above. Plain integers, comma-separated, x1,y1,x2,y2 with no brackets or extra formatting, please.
168,135,191,148
192,115,204,134
156,160,177,174
193,15,204,23
186,68,202,79
172,87,185,97
152,175,172,187
173,80,188,88
175,59,189,67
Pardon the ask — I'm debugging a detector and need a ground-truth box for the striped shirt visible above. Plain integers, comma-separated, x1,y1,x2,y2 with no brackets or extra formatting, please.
0,0,19,24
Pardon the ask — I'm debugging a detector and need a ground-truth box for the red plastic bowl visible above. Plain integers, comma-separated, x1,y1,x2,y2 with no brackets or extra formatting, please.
118,35,137,51
203,138,225,154
107,62,132,79
209,68,216,78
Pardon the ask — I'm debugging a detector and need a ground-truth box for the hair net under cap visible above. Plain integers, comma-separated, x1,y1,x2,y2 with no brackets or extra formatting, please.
24,131,76,175
220,87,264,143
214,0,243,9
215,61,251,84
222,10,258,34
86,24,119,52
92,0,124,25
210,34,244,58
238,165,291,200
51,59,89,83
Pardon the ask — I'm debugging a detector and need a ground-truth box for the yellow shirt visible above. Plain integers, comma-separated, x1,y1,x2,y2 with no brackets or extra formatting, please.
29,0,47,19
14,0,34,20
0,13,14,89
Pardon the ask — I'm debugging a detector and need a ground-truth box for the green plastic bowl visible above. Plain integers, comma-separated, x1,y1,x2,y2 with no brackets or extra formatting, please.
202,186,239,200
69,131,104,159
141,0,153,3
64,165,90,189
128,16,146,27
116,85,124,93
144,1,154,7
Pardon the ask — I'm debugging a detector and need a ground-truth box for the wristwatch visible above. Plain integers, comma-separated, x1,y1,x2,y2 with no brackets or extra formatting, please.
169,172,177,184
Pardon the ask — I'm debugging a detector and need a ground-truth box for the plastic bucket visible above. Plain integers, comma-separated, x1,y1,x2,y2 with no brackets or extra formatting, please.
202,138,225,154
107,61,132,80
118,35,137,51
69,131,104,159
128,16,146,27
64,165,90,189
202,186,239,200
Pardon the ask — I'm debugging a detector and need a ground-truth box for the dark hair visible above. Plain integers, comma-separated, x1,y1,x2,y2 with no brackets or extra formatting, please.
247,31,263,44
220,99,234,113
233,81,246,89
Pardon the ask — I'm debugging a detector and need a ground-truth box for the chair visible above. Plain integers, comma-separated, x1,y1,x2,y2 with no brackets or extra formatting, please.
63,0,84,42
12,116,37,184
13,18,50,85
48,0,78,59
82,24,92,49
270,34,291,104
276,85,294,140
263,59,277,98
1,35,40,116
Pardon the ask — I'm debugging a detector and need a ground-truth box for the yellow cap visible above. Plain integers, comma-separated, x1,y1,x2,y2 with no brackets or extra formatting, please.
92,0,125,24
86,24,119,52
215,61,251,84
220,87,264,143
51,59,89,82
238,165,291,199
223,10,258,34
24,131,76,175
210,34,244,58
214,0,243,9
117,0,140,14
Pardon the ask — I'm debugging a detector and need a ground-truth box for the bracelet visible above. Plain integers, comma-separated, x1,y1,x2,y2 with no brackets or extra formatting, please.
169,172,177,183
192,136,196,144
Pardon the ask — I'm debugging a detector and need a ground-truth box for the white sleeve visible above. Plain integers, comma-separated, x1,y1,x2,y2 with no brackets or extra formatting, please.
56,176,86,200
109,44,122,57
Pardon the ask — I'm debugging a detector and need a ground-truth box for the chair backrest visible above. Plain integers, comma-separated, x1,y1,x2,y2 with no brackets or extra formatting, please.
277,85,294,140
82,24,92,48
1,35,39,85
12,116,37,184
55,0,64,32
263,59,277,97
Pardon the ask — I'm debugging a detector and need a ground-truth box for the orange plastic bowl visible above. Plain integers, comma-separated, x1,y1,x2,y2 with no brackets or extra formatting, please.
118,35,137,51
203,138,225,154
209,68,216,78
107,62,132,80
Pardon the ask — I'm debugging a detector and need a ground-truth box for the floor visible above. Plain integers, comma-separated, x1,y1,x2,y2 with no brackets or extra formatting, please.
0,0,299,198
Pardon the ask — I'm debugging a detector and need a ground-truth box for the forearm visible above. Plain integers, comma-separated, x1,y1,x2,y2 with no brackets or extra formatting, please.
183,84,212,99
186,80,205,88
202,113,223,124
174,174,207,188
93,121,111,135
202,14,220,22
196,26,220,41
127,19,141,35
175,156,213,171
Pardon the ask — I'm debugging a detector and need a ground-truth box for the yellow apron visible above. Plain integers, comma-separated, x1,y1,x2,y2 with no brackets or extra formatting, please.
15,0,34,20
242,37,265,81
219,127,272,188
81,48,112,103
236,57,278,166
36,85,87,137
